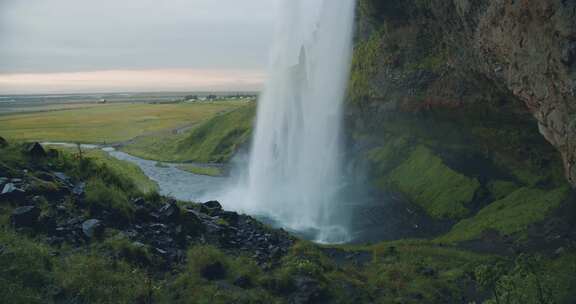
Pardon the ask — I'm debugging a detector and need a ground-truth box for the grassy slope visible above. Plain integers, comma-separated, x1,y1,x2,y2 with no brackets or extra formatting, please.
0,101,243,143
83,149,159,194
122,104,256,163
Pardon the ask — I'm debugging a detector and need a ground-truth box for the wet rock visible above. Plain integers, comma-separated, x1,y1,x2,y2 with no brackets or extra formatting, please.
72,182,86,196
204,200,222,210
180,209,204,235
290,276,323,304
82,219,104,239
11,206,41,228
220,211,240,225
1,183,25,201
202,200,223,215
134,206,155,223
200,261,226,281
159,201,180,222
24,142,47,158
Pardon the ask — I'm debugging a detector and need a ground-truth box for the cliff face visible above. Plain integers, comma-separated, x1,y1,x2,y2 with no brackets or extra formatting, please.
346,0,576,240
349,0,576,188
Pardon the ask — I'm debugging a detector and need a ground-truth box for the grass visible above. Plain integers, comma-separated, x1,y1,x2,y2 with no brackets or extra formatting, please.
0,101,244,143
122,104,256,163
177,164,223,177
83,149,158,194
385,146,481,220
438,186,571,243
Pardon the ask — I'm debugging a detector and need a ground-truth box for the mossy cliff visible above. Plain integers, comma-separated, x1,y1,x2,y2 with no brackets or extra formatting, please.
347,0,576,241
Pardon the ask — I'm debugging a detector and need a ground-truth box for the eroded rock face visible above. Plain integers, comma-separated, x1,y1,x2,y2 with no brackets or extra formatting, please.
352,0,576,187
472,0,576,186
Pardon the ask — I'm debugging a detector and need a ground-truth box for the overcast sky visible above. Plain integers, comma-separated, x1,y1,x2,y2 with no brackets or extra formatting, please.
0,0,280,94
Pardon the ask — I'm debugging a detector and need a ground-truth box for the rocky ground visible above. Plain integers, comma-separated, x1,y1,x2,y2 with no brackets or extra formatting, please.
1,169,294,273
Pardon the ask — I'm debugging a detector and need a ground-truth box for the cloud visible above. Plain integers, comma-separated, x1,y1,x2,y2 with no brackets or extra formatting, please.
0,69,266,94
0,0,279,93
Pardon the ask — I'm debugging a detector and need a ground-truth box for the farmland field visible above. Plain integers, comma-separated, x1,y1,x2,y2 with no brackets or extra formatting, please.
0,101,247,143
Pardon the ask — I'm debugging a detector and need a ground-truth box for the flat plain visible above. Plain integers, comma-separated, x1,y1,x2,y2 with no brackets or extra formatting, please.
0,101,246,143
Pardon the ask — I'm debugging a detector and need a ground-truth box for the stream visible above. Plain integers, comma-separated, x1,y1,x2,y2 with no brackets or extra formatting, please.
44,143,232,203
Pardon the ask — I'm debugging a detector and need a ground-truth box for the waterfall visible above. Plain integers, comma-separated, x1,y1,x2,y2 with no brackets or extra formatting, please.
223,0,356,243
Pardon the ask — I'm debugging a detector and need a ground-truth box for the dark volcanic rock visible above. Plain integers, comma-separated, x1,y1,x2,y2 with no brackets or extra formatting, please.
200,261,226,281
202,200,223,215
158,201,180,222
82,219,104,239
24,142,47,158
72,182,86,196
11,206,41,228
290,276,323,304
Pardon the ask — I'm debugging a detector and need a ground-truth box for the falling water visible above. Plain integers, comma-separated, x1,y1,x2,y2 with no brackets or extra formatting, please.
227,0,356,243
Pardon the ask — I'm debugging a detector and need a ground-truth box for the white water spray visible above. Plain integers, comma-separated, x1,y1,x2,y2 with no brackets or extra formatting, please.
224,0,356,243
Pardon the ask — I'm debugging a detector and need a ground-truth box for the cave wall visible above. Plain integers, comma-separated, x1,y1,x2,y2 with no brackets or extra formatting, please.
345,0,576,235
349,0,576,188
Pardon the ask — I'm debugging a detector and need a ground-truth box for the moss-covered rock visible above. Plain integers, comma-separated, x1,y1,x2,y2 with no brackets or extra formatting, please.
386,146,481,220
439,186,571,243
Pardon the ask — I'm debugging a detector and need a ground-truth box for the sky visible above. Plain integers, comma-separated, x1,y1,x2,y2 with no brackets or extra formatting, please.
0,0,280,94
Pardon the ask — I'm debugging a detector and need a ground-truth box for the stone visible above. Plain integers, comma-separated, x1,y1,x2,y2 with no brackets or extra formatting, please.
291,276,323,304
203,200,223,211
220,211,240,225
180,209,204,235
72,182,86,196
82,219,104,239
200,261,226,281
24,142,47,158
11,206,41,228
0,136,7,148
159,201,180,222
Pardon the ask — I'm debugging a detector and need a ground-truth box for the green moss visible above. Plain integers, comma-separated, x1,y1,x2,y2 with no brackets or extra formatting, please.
439,186,570,243
349,27,386,103
386,146,481,219
487,180,519,200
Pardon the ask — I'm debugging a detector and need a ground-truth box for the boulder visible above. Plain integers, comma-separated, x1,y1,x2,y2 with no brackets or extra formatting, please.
72,182,86,196
180,209,204,235
159,201,180,222
82,219,104,239
23,142,47,158
11,206,41,228
233,275,253,289
0,136,7,148
200,261,226,281
220,211,240,225
203,200,223,211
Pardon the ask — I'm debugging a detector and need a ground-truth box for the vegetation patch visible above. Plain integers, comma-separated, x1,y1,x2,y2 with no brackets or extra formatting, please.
177,164,222,177
122,104,255,163
439,186,570,243
386,146,481,220
0,101,241,143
